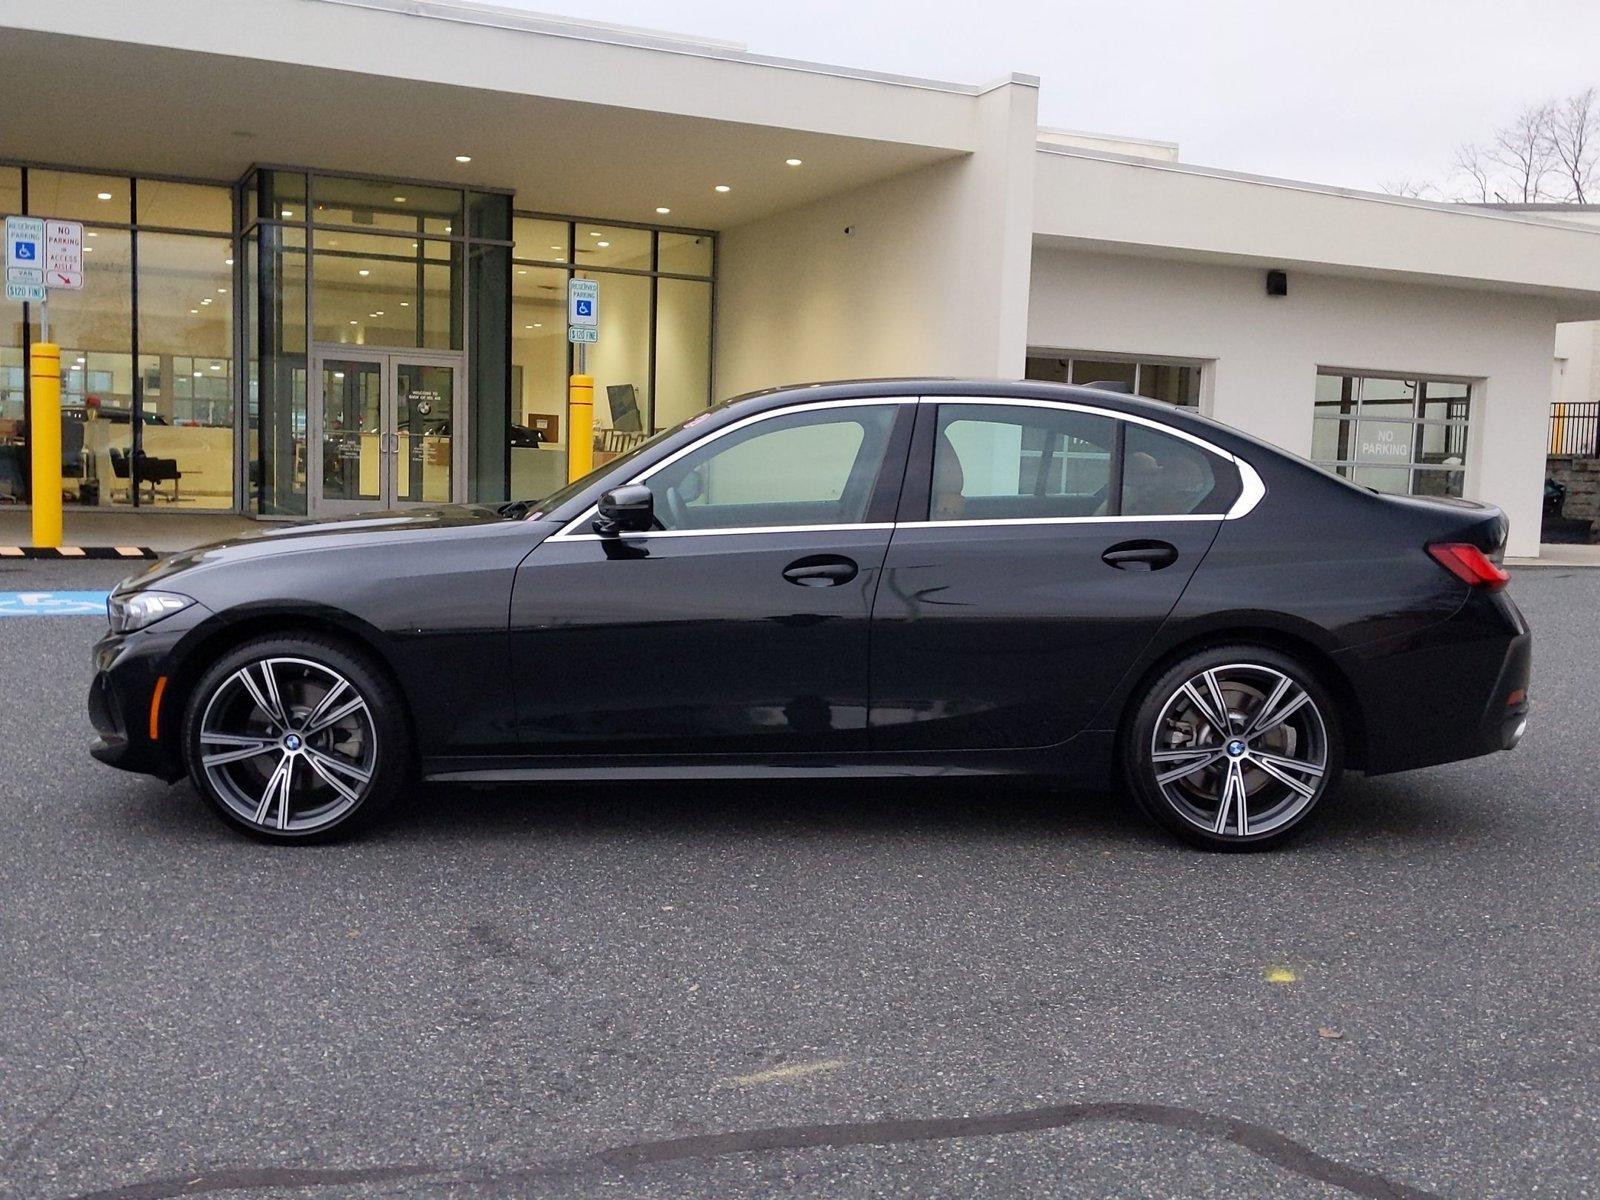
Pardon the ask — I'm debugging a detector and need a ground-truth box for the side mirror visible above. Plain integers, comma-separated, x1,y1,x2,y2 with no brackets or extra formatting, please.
594,484,654,536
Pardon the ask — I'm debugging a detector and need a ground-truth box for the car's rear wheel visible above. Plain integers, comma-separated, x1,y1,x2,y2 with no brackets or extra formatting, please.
182,635,410,841
1123,646,1344,850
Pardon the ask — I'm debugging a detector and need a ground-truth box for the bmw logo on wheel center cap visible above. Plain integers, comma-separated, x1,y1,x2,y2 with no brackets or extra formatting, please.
1226,739,1246,758
283,733,303,751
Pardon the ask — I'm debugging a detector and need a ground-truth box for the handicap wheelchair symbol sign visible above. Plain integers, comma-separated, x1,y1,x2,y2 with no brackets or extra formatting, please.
0,591,109,617
574,299,593,317
14,242,36,261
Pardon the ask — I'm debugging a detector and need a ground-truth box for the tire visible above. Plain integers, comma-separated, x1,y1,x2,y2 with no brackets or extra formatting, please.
181,634,412,842
1121,645,1344,851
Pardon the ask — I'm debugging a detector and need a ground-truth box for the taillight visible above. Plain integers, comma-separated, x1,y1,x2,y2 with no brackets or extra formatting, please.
1428,542,1510,590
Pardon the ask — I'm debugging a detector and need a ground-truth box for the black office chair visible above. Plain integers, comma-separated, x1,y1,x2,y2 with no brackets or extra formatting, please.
109,447,183,503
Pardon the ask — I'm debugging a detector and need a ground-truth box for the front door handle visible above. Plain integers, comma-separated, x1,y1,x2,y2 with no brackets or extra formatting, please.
1102,540,1179,571
783,555,859,587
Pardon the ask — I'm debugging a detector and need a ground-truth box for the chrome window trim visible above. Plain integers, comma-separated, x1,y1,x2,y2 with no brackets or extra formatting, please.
549,392,1266,541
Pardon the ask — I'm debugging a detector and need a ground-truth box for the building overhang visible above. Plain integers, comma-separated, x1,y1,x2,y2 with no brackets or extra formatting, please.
0,0,1026,228
1033,148,1600,322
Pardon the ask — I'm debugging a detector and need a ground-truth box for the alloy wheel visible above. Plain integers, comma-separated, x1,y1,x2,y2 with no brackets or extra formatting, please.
1148,662,1329,839
197,656,377,834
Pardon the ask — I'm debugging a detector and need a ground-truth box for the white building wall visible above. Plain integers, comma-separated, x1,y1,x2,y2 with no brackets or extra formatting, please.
1028,246,1562,556
1554,322,1599,407
714,81,1038,396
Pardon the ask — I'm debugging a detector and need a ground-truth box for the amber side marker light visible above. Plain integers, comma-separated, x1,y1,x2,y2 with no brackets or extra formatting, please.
1427,543,1510,591
149,676,168,740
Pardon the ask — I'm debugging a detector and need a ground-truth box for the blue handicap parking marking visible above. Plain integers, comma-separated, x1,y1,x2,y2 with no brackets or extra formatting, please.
0,591,109,617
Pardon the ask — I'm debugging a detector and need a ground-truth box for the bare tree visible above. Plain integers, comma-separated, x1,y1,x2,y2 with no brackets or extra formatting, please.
1450,143,1496,203
1379,177,1441,199
1546,87,1599,202
1487,102,1557,202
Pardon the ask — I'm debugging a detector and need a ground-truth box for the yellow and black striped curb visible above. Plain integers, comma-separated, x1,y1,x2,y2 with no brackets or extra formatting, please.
0,546,157,560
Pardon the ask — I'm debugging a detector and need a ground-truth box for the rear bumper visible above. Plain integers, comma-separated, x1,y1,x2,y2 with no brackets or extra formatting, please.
1339,590,1530,776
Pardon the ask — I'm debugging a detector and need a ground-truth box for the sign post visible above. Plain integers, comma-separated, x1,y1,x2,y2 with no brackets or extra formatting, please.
566,278,600,483
9,216,84,547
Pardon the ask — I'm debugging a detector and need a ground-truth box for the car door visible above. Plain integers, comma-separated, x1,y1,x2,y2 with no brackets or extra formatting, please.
510,400,914,754
868,399,1242,751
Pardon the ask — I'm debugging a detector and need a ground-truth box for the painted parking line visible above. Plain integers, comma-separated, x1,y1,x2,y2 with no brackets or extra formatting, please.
0,591,110,617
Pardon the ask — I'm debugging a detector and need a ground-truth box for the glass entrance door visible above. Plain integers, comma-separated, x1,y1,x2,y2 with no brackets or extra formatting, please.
311,349,463,515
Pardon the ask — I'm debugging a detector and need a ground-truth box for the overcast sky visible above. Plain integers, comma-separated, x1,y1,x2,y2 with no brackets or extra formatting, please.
504,0,1600,192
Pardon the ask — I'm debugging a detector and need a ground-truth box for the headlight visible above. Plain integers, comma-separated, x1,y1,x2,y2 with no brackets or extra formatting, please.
107,590,195,634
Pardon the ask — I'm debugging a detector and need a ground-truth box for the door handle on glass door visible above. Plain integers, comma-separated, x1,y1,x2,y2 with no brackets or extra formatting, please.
1101,540,1179,571
782,555,859,587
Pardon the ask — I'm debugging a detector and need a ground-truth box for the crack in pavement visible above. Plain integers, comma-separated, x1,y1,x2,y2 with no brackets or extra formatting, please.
61,1100,1443,1200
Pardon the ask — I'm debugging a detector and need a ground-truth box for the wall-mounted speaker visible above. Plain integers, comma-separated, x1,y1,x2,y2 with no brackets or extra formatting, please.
1266,269,1288,297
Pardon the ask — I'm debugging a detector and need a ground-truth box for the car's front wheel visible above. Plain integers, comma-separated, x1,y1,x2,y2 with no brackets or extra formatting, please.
182,635,410,841
1123,646,1344,850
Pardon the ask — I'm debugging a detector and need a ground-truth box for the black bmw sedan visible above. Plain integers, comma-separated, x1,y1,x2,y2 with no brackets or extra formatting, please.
89,379,1530,849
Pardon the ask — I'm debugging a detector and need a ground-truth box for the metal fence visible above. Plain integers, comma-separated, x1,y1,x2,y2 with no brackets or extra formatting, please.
1549,402,1600,457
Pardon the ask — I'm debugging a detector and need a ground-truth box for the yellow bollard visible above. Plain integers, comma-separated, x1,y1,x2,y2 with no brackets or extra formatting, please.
566,373,594,483
29,342,63,549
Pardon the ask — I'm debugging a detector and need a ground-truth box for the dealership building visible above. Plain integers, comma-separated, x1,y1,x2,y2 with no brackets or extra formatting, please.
4,0,1600,555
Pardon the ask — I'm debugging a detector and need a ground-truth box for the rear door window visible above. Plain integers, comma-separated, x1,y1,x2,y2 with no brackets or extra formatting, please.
932,404,1118,521
1121,423,1239,516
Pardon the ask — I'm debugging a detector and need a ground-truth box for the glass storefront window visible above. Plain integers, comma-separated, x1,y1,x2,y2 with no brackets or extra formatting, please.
511,265,570,501
261,171,308,224
138,233,235,509
580,269,651,445
312,232,459,350
0,166,20,216
27,170,131,224
257,224,310,515
654,277,711,432
138,180,232,232
312,176,461,237
1312,371,1471,498
1026,353,1202,407
513,217,569,263
575,224,652,272
657,231,713,276
1,295,24,502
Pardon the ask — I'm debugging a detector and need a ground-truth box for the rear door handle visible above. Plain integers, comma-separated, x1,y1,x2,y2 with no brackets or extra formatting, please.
783,555,859,587
1102,540,1179,571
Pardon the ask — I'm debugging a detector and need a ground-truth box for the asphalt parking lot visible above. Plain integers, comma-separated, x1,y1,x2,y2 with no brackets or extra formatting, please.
0,560,1596,1200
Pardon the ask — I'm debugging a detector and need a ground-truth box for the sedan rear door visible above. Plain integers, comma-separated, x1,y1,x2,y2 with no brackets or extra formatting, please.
868,399,1244,751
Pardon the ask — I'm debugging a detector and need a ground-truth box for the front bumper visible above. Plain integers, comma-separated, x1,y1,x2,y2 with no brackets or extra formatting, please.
88,605,210,782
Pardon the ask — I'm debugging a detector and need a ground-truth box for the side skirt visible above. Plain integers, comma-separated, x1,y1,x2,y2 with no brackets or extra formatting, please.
422,731,1115,787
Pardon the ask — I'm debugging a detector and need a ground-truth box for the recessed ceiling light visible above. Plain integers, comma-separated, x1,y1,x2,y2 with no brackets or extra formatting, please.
282,209,294,218
454,155,472,163
393,196,407,203
588,231,601,237
517,269,527,275
400,301,409,307
75,356,85,364
597,240,610,247
369,312,379,318
209,363,222,371
524,324,534,329
714,184,731,193
550,244,561,251
189,308,199,314
200,298,212,305
349,319,358,325
192,370,203,378
97,191,112,200
655,206,671,214
357,268,370,276
224,257,233,266
217,287,227,294
533,322,542,327
444,224,452,233
83,246,93,252
785,158,803,166
87,231,97,238
333,371,345,379
375,310,384,316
